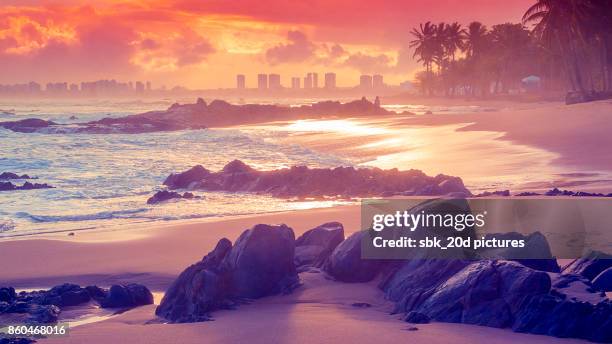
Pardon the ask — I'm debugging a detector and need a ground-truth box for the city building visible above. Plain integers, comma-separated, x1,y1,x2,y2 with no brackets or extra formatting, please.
257,74,268,90
291,77,300,89
312,73,319,88
236,74,246,89
324,73,336,89
268,74,281,89
304,73,313,89
146,81,152,91
359,75,373,89
373,74,384,89
135,81,145,92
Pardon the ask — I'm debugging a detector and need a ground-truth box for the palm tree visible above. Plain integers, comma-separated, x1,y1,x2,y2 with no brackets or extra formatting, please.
522,0,593,93
444,22,466,61
464,22,489,59
410,21,438,74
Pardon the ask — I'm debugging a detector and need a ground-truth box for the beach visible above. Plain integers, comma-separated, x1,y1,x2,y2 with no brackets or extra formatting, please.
0,205,590,344
2,99,612,343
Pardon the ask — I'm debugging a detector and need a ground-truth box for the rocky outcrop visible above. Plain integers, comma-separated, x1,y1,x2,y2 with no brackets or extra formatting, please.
0,118,55,133
99,284,154,308
146,190,198,204
0,172,32,180
477,232,560,272
162,160,471,199
0,283,153,324
294,222,344,268
0,181,54,192
323,231,386,282
593,267,612,292
562,250,612,281
0,98,410,134
156,224,300,323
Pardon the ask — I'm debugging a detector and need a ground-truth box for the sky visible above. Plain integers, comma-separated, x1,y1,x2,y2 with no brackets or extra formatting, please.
0,0,535,89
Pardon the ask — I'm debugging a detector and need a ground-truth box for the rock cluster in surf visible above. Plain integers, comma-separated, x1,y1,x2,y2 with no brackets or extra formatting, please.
160,160,471,199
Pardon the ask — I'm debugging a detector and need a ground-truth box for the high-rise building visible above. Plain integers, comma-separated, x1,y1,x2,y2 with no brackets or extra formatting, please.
268,74,281,89
236,74,246,89
291,77,300,89
312,73,319,88
257,74,268,90
135,81,145,92
324,73,336,89
359,75,373,89
373,74,384,89
304,73,313,89
146,81,152,91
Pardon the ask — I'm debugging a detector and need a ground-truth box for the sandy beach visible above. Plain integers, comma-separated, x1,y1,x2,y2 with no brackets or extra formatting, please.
0,205,591,344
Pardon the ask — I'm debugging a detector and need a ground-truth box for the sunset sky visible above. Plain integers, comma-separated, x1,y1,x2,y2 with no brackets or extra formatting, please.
0,0,534,89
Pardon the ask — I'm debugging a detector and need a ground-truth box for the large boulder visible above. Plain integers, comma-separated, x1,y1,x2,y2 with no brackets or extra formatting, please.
477,232,560,272
156,224,300,323
562,250,612,281
223,224,299,298
163,165,210,189
294,222,344,268
100,284,153,308
323,231,385,282
592,267,612,292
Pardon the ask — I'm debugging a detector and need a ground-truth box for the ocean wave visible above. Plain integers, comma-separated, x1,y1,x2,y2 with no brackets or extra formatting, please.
0,217,16,232
15,208,149,223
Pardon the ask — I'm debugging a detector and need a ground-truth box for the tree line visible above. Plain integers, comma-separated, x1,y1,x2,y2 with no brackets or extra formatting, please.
409,0,612,102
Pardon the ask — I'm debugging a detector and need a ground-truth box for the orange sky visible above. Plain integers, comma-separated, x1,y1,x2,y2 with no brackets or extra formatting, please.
0,0,535,89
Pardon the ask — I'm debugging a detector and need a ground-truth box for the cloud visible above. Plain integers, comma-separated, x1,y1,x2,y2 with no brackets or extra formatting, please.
265,30,315,65
342,52,394,74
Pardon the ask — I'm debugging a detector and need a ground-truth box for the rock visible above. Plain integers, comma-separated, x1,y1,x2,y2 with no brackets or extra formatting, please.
147,190,199,204
294,222,344,268
27,304,60,324
323,231,385,283
156,224,300,323
475,190,510,197
0,118,55,133
223,224,299,298
477,232,560,272
562,250,612,280
592,267,612,292
0,287,16,302
164,161,471,199
0,172,31,180
405,326,419,331
0,181,54,192
44,283,92,307
404,311,430,324
0,338,37,344
100,284,154,308
412,261,550,328
163,165,210,189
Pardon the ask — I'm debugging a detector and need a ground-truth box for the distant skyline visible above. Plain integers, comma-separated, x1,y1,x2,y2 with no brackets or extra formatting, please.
0,0,534,89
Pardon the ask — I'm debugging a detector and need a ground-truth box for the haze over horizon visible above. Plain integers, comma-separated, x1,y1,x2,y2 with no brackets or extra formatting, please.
0,0,533,89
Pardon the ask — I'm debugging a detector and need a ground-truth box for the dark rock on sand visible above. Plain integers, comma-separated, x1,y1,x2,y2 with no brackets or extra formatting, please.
562,250,612,281
0,172,31,180
100,284,154,308
477,232,560,272
0,338,36,344
156,224,300,323
592,267,612,292
163,160,471,199
404,311,430,324
294,222,344,268
27,304,60,324
146,190,199,204
0,283,152,324
323,231,385,283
